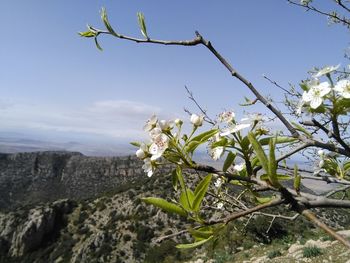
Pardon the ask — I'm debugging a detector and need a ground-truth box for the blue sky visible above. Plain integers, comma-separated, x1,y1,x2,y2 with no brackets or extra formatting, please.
0,1,348,146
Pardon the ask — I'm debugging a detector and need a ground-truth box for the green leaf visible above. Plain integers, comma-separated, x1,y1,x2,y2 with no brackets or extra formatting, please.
299,82,309,91
343,160,350,172
211,137,228,148
176,166,186,192
190,129,219,144
291,122,311,137
248,132,269,173
193,174,212,212
101,7,118,36
176,235,213,249
130,142,141,147
189,227,214,241
240,136,251,152
79,30,96,38
185,140,200,154
141,197,187,217
185,129,219,154
172,169,178,191
137,12,148,39
180,189,194,211
260,174,291,180
268,137,279,186
294,164,301,194
256,196,273,204
223,152,236,172
230,180,243,186
94,37,103,51
259,136,297,146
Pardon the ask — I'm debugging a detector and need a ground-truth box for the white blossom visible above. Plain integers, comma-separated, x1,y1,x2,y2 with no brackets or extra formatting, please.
190,114,204,127
142,158,154,177
218,110,235,123
314,65,340,78
318,159,324,168
220,123,251,136
209,146,224,161
334,79,350,99
143,115,158,132
301,81,331,109
217,202,224,209
149,134,169,160
214,177,223,188
149,126,162,139
159,120,174,131
233,163,245,172
174,118,183,126
136,143,148,159
208,133,224,160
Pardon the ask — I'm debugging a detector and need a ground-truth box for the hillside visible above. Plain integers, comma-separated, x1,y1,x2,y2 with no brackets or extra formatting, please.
0,151,349,263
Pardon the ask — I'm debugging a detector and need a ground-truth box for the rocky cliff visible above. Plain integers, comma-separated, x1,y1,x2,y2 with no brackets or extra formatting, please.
0,151,172,210
0,151,349,263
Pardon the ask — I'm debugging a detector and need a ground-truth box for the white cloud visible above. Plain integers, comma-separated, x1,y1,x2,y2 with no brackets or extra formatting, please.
0,99,167,140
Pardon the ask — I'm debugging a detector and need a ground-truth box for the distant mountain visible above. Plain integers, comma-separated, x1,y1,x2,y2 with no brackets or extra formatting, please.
0,136,135,156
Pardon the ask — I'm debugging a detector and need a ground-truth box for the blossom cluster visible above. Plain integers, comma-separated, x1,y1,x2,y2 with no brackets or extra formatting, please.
297,65,350,114
135,113,205,177
135,110,262,177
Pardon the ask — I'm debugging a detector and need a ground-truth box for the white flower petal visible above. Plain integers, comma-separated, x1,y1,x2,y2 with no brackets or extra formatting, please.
231,123,251,133
310,97,323,109
190,114,204,126
136,148,146,159
314,64,340,78
209,146,224,160
317,82,331,97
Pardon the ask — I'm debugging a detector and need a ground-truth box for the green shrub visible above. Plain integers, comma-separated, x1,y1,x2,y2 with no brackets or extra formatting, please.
267,249,282,259
213,250,234,263
302,246,322,258
123,234,132,242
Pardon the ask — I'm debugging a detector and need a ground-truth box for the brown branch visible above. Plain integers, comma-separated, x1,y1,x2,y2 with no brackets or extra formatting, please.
193,163,259,184
301,209,350,249
304,197,350,208
245,211,299,233
184,86,216,125
335,0,350,13
90,24,300,138
194,32,300,138
307,119,350,153
326,185,350,197
154,228,191,243
262,74,295,96
303,137,350,157
208,198,284,225
287,0,350,28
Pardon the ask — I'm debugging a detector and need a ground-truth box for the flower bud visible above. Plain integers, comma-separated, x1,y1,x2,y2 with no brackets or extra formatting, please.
174,118,183,126
136,148,146,159
190,114,204,127
318,150,324,157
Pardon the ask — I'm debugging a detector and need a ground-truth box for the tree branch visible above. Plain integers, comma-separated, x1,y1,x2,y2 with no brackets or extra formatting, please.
287,0,350,28
208,198,285,225
301,209,350,249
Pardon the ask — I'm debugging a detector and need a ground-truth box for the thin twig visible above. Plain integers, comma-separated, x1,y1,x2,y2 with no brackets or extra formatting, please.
208,198,284,225
301,209,350,249
184,86,216,125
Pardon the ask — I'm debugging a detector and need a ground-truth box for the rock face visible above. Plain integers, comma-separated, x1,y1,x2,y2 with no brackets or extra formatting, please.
0,199,76,258
0,151,168,210
0,168,184,263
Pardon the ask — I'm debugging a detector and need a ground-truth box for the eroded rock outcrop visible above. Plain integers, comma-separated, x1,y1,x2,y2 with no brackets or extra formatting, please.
0,151,156,210
0,199,76,258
